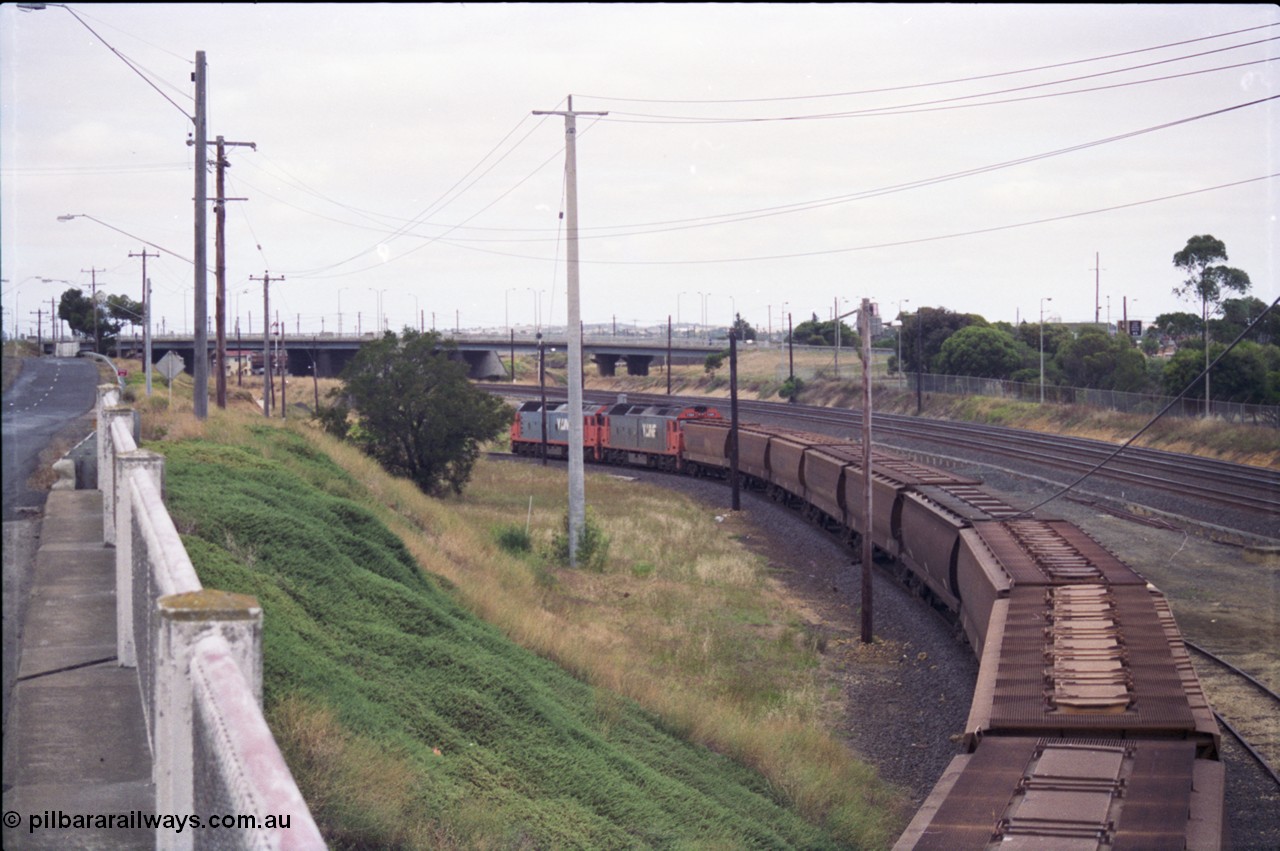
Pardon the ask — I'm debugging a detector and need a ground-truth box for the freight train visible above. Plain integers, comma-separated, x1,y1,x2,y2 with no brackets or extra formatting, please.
510,400,1226,848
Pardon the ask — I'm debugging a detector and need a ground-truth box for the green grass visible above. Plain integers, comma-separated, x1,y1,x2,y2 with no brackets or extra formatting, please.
160,427,860,849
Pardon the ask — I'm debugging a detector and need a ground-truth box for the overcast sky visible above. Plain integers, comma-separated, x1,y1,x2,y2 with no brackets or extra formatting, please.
2,3,1276,341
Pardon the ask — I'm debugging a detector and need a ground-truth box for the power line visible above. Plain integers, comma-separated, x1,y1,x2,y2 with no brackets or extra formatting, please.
433,174,1278,267
578,22,1279,104
600,49,1277,123
350,95,1279,249
59,4,193,121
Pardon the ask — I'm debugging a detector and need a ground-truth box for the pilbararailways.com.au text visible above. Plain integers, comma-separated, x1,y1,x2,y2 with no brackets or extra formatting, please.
6,809,294,834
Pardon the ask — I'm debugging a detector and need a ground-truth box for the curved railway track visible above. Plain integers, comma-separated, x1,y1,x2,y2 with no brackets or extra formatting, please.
485,385,1279,541
1185,640,1280,788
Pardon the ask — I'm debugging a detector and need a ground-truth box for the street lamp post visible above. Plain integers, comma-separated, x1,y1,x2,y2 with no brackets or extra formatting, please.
526,288,542,334
896,298,910,386
1039,297,1053,404
367,288,386,334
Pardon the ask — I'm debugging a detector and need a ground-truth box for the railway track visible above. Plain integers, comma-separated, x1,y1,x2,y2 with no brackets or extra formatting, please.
1185,640,1280,788
485,385,1279,541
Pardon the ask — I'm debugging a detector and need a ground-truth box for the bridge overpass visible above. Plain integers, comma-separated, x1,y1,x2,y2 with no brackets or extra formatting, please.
41,332,731,380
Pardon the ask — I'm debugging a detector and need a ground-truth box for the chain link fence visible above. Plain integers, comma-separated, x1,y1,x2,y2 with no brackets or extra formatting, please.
901,372,1278,426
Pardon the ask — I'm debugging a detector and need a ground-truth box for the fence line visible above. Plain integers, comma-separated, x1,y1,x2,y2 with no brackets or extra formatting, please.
98,385,324,850
897,372,1278,425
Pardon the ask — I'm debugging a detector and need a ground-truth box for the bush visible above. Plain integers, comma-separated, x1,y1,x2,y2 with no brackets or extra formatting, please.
779,376,805,400
495,524,532,554
549,510,610,571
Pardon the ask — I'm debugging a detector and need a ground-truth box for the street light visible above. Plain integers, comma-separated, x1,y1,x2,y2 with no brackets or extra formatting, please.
526,287,542,334
1039,297,1053,404
367,288,387,334
897,299,910,385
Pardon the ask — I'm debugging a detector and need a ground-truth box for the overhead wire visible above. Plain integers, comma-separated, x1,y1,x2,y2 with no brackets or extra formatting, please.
578,22,1278,104
598,46,1278,123
59,4,193,121
281,110,558,277
429,174,1278,266
391,95,1278,246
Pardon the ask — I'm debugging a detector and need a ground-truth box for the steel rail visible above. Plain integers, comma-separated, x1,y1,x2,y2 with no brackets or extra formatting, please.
1185,640,1280,788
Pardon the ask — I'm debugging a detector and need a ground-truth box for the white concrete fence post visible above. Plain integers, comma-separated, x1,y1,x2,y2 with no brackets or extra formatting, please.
154,589,262,851
96,383,121,490
114,449,165,668
100,406,136,546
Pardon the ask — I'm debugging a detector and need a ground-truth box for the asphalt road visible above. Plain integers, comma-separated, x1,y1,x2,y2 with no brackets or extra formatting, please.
2,355,99,735
2,356,99,520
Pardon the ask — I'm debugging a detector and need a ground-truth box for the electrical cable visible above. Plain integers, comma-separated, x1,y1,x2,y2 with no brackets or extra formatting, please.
59,5,193,120
578,22,1279,104
433,174,1277,267
601,51,1277,123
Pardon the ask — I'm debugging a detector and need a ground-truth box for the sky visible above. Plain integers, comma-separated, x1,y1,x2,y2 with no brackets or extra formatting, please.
2,3,1277,343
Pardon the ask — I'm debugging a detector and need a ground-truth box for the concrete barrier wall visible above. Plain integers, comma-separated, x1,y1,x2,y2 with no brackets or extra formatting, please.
97,386,323,850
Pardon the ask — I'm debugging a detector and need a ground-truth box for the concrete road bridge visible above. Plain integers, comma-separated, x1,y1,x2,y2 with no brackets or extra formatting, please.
41,332,733,380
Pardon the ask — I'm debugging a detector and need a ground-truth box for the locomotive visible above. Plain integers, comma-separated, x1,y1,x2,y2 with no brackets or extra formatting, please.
509,403,1226,849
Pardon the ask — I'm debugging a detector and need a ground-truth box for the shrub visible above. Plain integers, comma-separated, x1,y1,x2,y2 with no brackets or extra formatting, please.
495,524,532,554
549,510,610,571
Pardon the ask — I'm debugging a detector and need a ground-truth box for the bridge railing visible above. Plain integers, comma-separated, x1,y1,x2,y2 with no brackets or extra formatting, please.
98,385,324,850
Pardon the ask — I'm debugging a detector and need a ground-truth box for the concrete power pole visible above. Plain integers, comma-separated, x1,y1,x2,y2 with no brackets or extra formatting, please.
192,51,209,419
858,298,874,644
533,96,607,567
129,248,158,396
212,135,254,409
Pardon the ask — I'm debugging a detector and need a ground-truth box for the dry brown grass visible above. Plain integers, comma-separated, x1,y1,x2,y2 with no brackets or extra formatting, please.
284,426,898,831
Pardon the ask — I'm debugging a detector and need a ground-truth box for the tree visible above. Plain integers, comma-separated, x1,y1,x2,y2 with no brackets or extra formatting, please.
319,329,511,496
1162,341,1278,405
789,314,856,348
1153,311,1203,347
730,314,757,342
898,307,983,374
1212,296,1277,346
1055,329,1149,392
58,287,125,354
1172,235,1252,414
935,325,1022,379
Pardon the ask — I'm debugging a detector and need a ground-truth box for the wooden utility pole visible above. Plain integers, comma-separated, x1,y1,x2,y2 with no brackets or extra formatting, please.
532,95,607,567
279,315,286,418
81,267,105,353
29,309,44,353
193,51,208,419
212,135,254,409
129,248,158,396
250,272,282,417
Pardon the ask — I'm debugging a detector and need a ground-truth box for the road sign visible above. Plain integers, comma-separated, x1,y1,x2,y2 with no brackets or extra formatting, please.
157,351,185,381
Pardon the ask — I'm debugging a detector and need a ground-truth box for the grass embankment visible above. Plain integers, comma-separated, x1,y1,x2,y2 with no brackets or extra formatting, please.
154,409,901,849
